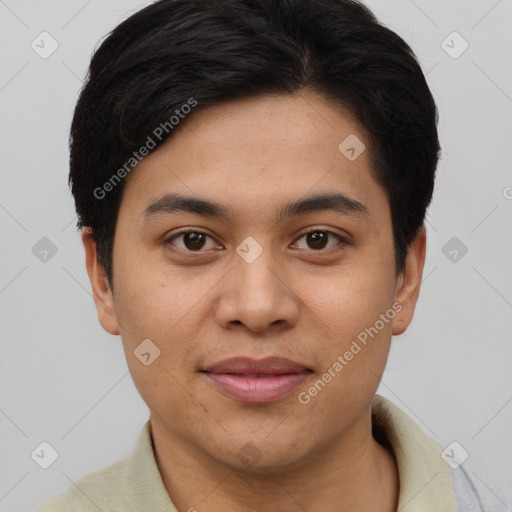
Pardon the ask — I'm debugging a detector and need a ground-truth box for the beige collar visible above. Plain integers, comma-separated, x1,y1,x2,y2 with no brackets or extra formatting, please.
371,394,457,511
124,394,457,511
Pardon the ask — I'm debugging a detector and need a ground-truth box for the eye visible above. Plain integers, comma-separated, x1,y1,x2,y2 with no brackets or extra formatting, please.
165,230,220,252
292,229,347,251
164,228,348,254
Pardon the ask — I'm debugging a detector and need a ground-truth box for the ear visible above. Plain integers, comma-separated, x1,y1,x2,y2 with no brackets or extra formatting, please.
391,226,427,336
81,228,120,335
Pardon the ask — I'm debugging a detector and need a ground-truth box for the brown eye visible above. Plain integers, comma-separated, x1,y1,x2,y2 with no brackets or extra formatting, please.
294,230,346,251
165,231,219,252
182,232,206,250
306,231,328,249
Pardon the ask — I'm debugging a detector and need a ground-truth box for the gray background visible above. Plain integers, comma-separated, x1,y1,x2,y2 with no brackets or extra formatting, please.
0,0,511,510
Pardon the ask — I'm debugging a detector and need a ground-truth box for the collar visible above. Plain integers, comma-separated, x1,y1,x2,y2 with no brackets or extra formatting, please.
125,394,457,511
371,394,457,511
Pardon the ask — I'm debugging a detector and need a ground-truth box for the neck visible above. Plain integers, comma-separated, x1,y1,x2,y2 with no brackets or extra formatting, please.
150,407,399,512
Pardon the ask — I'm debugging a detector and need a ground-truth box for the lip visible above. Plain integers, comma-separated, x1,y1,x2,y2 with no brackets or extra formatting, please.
201,357,313,403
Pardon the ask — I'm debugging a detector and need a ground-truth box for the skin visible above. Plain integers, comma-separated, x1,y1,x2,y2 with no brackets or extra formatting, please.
82,91,426,512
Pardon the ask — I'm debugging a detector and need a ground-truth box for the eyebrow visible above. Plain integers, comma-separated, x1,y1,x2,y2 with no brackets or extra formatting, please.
141,191,369,223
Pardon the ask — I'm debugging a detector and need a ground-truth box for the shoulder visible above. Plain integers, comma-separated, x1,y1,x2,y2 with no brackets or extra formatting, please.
371,394,510,512
36,494,68,512
35,455,130,511
35,420,173,511
450,466,485,512
450,466,512,512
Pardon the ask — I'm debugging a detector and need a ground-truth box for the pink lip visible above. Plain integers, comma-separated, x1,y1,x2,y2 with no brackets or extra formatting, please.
202,357,313,403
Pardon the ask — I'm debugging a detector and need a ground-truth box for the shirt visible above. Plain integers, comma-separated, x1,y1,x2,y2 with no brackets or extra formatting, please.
36,394,488,511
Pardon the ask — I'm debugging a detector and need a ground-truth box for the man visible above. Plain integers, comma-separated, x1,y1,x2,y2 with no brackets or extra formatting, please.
38,0,487,510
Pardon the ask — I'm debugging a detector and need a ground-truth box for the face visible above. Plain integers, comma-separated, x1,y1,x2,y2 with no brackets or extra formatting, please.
84,92,425,473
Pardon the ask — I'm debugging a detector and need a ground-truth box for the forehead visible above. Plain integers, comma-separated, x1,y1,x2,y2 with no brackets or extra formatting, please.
119,92,389,227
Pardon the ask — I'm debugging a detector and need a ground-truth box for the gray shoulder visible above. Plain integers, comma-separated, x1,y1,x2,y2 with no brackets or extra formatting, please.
450,466,485,511
450,466,511,512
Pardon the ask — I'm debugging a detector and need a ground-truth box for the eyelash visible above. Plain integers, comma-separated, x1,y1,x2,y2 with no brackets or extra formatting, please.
164,228,349,254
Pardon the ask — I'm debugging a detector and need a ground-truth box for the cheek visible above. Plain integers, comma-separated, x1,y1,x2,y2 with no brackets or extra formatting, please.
300,255,395,337
292,251,396,400
296,272,395,424
113,249,175,332
113,254,208,369
112,264,201,419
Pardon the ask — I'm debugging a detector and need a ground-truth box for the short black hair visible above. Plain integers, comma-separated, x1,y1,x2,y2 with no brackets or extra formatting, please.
70,0,440,289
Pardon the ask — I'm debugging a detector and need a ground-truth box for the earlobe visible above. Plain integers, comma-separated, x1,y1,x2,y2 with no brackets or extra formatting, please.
391,226,427,336
81,228,121,336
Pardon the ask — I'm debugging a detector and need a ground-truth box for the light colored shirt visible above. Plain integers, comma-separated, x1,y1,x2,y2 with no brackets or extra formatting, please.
36,394,487,511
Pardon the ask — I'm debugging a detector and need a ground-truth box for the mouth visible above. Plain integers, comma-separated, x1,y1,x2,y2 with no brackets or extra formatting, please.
201,356,313,403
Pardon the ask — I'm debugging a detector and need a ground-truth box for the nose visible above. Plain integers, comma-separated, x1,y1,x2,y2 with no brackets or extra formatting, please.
214,244,300,334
